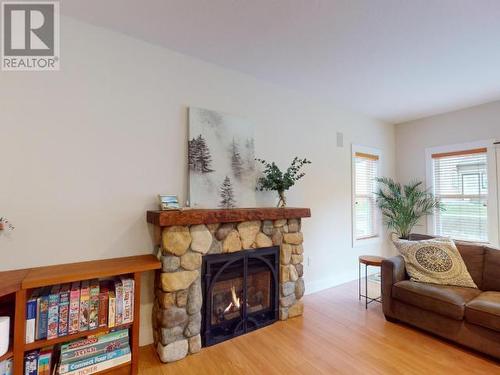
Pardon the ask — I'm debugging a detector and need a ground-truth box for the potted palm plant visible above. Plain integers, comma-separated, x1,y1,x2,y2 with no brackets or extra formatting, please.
375,177,442,239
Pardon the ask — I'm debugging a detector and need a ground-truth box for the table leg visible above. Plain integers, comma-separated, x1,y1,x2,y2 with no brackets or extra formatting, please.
358,262,361,301
365,264,368,309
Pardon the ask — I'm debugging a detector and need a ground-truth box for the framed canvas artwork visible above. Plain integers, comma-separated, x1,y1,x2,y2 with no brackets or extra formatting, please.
188,107,256,208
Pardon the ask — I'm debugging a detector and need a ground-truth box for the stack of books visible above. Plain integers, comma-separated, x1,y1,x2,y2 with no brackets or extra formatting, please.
0,358,12,375
57,329,131,375
26,277,134,344
23,329,130,375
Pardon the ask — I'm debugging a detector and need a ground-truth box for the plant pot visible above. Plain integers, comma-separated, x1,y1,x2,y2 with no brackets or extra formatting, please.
277,190,287,208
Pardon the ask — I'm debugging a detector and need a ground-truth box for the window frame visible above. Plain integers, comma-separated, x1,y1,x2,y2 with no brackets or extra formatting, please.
351,144,382,247
425,139,499,246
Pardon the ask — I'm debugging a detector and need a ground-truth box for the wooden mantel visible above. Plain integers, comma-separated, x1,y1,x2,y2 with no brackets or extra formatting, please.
147,207,311,227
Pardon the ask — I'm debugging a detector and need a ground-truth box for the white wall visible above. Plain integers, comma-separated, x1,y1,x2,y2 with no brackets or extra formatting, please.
396,100,500,234
0,17,395,345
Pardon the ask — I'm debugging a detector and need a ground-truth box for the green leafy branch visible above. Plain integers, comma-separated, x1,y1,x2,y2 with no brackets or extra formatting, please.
255,157,311,192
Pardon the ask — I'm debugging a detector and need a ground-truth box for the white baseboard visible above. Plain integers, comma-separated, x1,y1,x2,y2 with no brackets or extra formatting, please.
305,269,380,295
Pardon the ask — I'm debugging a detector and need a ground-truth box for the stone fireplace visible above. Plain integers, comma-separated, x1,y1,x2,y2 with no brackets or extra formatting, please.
147,207,311,363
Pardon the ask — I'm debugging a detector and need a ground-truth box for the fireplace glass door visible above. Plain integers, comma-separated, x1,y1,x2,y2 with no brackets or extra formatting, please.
202,246,279,346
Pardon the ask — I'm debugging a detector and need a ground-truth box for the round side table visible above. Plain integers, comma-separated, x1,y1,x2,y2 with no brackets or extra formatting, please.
358,255,386,309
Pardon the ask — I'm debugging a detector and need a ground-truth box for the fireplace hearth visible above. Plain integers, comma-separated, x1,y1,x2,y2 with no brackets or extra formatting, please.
202,246,279,346
147,208,311,363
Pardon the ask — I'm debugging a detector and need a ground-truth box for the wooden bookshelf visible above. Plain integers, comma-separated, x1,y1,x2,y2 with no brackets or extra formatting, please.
21,255,160,289
0,254,160,375
0,347,13,362
24,323,133,351
0,269,29,297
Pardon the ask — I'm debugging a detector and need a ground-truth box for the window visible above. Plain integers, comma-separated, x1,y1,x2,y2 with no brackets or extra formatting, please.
352,146,380,244
427,141,499,245
432,148,488,241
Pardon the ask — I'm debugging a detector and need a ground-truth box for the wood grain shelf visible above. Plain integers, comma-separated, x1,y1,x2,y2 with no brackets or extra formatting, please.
147,207,311,227
0,269,29,297
24,324,132,351
0,347,13,362
22,255,160,289
1,254,160,375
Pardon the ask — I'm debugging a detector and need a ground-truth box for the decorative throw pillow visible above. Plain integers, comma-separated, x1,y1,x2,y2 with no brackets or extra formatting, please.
392,237,478,288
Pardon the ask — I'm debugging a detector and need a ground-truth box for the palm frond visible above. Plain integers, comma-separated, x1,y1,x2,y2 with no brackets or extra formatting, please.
375,177,442,239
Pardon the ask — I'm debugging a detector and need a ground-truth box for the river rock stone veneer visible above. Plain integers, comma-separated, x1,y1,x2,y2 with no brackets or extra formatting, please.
147,208,310,363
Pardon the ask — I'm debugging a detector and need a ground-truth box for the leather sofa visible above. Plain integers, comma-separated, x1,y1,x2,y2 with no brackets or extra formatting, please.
381,234,500,359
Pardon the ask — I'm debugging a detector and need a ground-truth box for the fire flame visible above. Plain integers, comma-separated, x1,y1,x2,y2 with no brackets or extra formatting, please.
223,285,241,314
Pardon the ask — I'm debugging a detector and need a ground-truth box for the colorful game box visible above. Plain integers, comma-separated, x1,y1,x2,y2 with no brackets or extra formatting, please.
36,287,50,340
69,281,81,334
88,279,100,330
79,280,90,331
58,283,71,336
114,279,123,326
120,277,134,324
26,289,41,343
60,329,129,364
24,351,39,375
59,346,130,374
37,348,53,375
47,285,61,339
98,283,109,328
108,290,116,328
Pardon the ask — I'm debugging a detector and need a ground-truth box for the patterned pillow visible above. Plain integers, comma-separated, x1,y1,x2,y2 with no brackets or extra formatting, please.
392,237,478,288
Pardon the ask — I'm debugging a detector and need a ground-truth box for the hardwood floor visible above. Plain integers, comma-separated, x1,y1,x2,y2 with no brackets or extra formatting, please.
138,280,500,374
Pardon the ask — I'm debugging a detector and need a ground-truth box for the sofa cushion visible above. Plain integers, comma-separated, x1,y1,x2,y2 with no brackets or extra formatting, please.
465,291,500,332
483,247,500,292
454,241,485,289
393,280,482,320
408,235,488,289
392,237,478,288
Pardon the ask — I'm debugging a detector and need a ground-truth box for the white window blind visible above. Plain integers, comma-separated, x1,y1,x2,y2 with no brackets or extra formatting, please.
354,152,379,240
432,148,489,242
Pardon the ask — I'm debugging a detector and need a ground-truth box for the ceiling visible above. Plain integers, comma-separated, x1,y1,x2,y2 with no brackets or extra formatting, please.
62,0,500,124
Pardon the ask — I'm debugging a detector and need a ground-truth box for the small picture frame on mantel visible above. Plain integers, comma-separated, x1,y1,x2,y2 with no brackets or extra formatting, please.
158,195,180,211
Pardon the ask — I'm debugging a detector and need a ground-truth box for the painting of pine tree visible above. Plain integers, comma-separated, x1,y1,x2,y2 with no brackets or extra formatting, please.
189,135,214,173
231,138,243,180
219,176,236,208
244,138,255,173
188,107,256,208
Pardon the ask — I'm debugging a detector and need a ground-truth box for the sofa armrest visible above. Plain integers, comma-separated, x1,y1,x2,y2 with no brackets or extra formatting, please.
381,255,407,319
